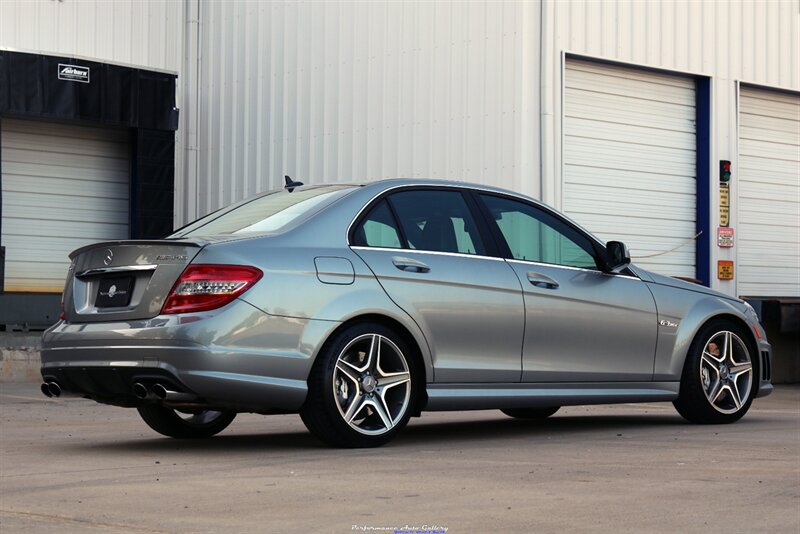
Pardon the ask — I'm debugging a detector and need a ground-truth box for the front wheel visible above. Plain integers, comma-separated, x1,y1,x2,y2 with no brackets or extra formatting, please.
674,320,756,424
301,323,417,448
137,405,236,438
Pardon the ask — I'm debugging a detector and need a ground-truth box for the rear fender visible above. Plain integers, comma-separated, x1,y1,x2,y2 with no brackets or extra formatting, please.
218,242,434,383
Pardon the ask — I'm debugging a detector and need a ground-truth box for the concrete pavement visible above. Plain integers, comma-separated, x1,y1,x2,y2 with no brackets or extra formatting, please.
1,382,798,533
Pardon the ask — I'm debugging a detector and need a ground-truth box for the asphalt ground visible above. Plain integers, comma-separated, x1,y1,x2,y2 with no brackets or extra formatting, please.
1,382,798,534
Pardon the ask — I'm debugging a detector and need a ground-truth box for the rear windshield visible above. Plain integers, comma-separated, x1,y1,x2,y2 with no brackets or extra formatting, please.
170,185,357,237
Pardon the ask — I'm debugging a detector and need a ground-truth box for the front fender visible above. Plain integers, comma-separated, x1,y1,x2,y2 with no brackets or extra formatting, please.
649,283,752,381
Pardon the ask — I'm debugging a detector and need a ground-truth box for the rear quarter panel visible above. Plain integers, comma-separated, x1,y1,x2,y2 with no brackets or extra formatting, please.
195,236,435,383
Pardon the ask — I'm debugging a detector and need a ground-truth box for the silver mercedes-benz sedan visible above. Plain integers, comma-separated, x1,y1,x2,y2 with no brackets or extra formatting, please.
41,179,773,447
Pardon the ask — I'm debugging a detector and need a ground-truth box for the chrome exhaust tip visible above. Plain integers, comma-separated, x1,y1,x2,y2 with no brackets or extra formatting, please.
151,383,197,402
132,383,149,400
41,383,53,398
47,382,62,398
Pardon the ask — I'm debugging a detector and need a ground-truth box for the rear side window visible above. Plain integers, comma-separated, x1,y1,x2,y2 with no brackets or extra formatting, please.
388,190,485,255
352,201,403,248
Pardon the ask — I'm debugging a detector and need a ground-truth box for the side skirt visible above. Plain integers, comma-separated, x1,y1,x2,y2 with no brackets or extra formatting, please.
424,382,680,411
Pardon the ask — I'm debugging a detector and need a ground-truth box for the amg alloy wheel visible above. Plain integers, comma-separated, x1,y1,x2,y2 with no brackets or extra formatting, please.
674,320,756,424
698,330,753,414
137,405,236,439
333,333,412,435
301,323,416,447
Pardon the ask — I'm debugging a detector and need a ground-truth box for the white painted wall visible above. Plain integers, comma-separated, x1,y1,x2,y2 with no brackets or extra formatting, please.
0,0,186,217
542,0,800,295
183,0,799,295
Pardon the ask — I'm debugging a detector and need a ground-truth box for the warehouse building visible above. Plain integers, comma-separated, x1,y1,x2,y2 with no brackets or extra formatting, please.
0,1,797,380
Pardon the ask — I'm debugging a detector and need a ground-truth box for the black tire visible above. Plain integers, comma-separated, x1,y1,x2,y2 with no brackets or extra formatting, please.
137,405,236,439
501,407,560,419
673,319,757,424
301,322,419,448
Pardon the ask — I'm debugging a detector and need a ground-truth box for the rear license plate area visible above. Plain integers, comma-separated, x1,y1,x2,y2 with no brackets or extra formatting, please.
95,277,134,308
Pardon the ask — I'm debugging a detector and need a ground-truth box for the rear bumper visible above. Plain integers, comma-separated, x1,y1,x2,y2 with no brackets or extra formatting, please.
40,358,308,412
41,299,340,411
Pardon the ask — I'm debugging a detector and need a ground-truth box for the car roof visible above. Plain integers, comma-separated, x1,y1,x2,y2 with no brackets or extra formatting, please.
361,178,580,223
339,178,539,204
335,178,607,245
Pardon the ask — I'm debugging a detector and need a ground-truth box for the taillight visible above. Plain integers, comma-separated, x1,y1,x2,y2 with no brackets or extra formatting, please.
161,264,263,315
59,293,66,321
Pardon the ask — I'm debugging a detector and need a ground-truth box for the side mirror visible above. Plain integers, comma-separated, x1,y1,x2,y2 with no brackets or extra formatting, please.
605,241,631,273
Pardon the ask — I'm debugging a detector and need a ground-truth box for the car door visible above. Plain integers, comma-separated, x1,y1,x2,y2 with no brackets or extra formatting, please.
351,188,524,383
475,193,658,382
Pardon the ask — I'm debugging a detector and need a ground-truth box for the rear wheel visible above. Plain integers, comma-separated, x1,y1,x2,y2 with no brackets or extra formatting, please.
501,407,560,419
301,322,417,448
137,405,236,438
674,319,756,424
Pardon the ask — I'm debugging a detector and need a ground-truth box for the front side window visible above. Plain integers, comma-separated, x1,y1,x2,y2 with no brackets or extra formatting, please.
388,190,486,255
480,194,598,269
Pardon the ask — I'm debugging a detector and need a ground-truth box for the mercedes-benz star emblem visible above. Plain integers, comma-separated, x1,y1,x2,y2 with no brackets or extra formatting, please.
103,249,114,266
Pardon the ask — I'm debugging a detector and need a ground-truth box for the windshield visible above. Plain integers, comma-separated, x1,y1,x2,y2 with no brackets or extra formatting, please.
170,185,357,237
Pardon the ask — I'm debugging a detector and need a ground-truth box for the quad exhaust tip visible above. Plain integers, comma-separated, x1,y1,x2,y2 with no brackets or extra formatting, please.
151,383,197,402
133,382,197,403
151,383,168,399
132,382,150,400
41,381,194,402
41,382,61,398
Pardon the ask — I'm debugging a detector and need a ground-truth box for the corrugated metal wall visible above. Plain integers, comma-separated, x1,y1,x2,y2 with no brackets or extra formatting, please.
551,0,799,87
543,0,800,204
0,0,186,227
179,1,541,223
1,0,798,296
0,0,183,73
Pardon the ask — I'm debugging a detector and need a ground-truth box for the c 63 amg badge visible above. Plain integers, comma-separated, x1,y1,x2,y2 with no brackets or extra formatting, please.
659,319,679,328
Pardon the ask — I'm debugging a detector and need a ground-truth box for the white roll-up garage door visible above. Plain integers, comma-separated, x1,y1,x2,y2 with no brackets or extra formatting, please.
563,59,697,278
738,87,800,298
1,118,130,292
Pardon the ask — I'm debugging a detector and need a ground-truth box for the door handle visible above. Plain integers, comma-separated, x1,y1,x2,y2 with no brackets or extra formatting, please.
527,271,559,289
392,256,431,273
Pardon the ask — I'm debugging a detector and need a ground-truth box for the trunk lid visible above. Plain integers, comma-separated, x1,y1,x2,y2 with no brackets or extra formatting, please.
64,239,207,323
